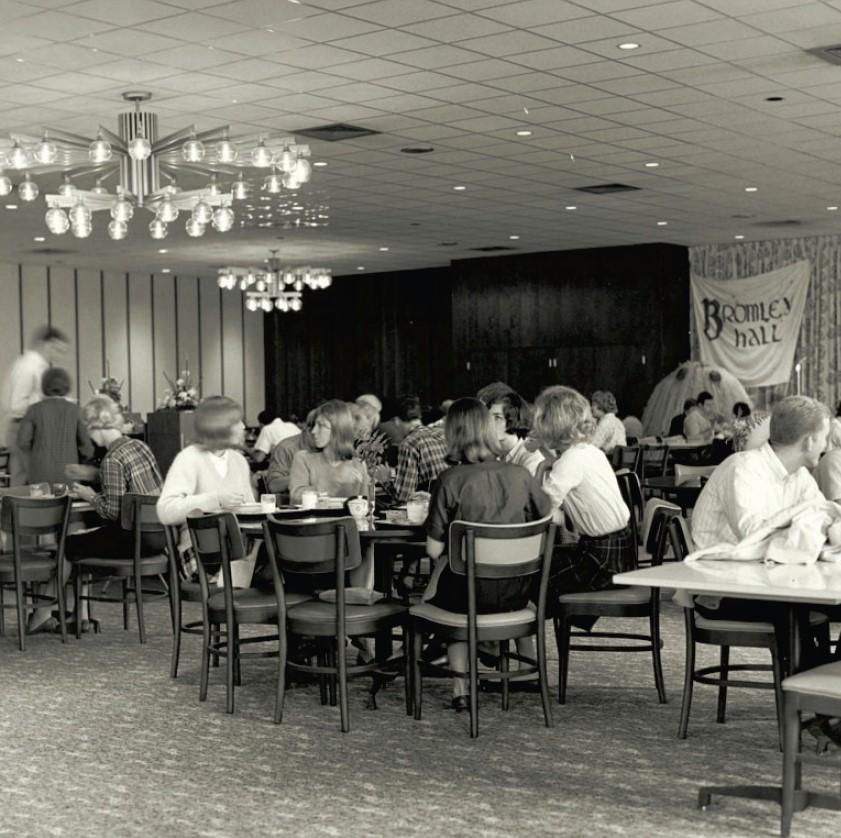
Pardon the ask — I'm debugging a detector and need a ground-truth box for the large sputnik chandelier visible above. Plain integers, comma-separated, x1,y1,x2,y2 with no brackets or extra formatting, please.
0,91,316,241
218,250,332,313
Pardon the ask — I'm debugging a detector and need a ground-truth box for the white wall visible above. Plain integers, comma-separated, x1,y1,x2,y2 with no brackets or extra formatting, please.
0,263,265,423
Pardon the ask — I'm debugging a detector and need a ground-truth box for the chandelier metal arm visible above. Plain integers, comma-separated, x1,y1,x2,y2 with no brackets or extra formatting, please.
159,160,244,178
154,125,230,155
61,162,120,180
37,130,93,152
95,125,128,154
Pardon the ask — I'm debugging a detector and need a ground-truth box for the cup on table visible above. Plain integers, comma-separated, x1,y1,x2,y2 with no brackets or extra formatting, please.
346,496,371,520
407,493,430,524
52,483,68,498
300,489,318,510
29,482,50,498
260,493,276,514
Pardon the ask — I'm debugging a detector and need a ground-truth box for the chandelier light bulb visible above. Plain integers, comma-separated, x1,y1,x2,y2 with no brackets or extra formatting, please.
251,139,273,168
69,200,91,226
215,137,237,164
282,172,301,190
238,278,248,291
91,180,108,196
0,174,12,196
293,156,312,183
192,198,212,225
111,194,133,223
45,206,70,235
18,174,39,202
246,297,259,312
148,218,168,239
108,219,128,240
182,134,205,163
34,134,57,165
211,205,234,232
71,220,92,239
58,177,77,199
128,132,152,162
264,170,283,193
277,146,296,174
231,175,250,201
294,279,303,292
88,131,112,164
185,217,205,237
290,297,302,312
157,198,178,223
7,141,29,170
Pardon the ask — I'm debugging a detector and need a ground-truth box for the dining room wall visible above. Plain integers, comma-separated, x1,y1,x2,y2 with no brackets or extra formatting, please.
0,262,265,423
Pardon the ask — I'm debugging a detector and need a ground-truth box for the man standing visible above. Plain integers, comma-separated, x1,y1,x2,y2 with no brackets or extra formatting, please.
3,326,69,485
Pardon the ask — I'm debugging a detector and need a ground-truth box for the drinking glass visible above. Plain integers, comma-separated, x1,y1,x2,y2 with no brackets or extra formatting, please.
260,493,276,514
29,482,50,498
52,483,68,497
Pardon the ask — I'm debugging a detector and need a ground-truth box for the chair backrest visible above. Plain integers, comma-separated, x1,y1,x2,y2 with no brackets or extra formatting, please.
649,506,684,565
186,511,249,579
666,515,694,561
612,445,641,473
615,469,642,559
1,494,71,537
262,516,362,576
641,444,670,476
447,516,555,580
120,493,167,533
674,464,716,485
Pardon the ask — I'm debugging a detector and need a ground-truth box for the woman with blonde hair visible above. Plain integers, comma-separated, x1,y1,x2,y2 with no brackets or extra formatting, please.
534,386,634,594
589,390,626,454
289,399,369,504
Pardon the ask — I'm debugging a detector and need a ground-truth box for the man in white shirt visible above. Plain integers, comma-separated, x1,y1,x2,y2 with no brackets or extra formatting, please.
251,410,300,464
3,325,69,485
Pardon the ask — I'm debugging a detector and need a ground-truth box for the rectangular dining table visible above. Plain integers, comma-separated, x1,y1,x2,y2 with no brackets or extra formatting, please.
614,560,841,814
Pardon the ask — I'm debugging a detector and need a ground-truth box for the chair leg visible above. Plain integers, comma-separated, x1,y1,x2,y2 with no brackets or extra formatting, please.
15,574,25,652
274,620,286,725
554,615,571,705
327,646,337,707
403,628,413,717
781,697,800,838
199,619,211,703
678,615,695,739
211,625,220,668
537,621,554,729
56,571,67,645
412,625,423,721
134,570,146,645
716,645,729,724
0,583,5,635
225,623,236,714
233,623,242,687
74,573,83,640
170,594,183,679
122,579,130,630
500,639,510,712
771,641,785,752
317,647,328,706
650,603,667,704
468,624,479,739
337,634,350,733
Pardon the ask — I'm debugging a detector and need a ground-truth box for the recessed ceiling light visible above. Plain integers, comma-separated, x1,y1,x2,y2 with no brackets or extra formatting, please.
618,42,640,50
765,96,784,102
33,236,45,242
15,58,24,63
378,246,389,251
158,248,168,253
265,27,275,33
644,162,659,168
515,130,532,137
5,204,17,210
313,161,327,167
734,234,745,240
656,221,668,226
453,185,467,191
161,268,171,274
827,206,839,211
564,205,577,210
509,234,520,240
744,186,758,192
357,265,365,270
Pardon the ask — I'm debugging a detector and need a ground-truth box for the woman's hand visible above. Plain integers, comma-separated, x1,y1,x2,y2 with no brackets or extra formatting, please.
72,483,97,503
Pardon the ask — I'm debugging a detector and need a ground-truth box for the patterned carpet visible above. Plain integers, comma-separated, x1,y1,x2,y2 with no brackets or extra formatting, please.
1,595,839,838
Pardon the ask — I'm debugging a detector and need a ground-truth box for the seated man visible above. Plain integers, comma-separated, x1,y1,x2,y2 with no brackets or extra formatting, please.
393,396,448,503
684,391,716,445
668,398,695,438
251,409,299,464
265,409,315,495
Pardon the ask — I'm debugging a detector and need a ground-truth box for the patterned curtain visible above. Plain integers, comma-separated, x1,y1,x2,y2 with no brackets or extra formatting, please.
689,236,841,412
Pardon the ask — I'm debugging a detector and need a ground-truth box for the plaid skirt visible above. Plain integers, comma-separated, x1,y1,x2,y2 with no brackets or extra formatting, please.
550,524,635,596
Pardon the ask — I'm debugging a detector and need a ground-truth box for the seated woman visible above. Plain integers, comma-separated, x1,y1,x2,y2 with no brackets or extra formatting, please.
423,397,551,711
533,386,635,595
18,367,94,486
157,396,256,585
288,400,369,505
32,397,164,633
589,390,627,455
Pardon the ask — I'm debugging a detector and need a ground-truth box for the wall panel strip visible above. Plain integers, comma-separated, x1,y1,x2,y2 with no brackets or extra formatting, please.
175,276,200,389
20,265,49,343
49,266,78,400
102,271,129,389
221,283,244,409
0,263,22,410
76,269,103,400
242,309,265,422
152,274,177,408
198,276,222,398
128,273,154,416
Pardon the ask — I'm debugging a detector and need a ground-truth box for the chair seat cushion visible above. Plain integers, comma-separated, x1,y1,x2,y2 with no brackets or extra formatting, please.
558,587,651,606
287,599,406,628
783,660,841,698
207,588,286,623
0,552,56,580
74,555,168,575
696,610,827,635
409,601,536,629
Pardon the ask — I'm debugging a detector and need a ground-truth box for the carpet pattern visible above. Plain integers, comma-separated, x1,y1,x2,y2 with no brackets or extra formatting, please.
1,596,839,837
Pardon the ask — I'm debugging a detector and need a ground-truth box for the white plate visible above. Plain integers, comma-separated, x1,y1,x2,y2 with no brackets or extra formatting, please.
233,503,275,515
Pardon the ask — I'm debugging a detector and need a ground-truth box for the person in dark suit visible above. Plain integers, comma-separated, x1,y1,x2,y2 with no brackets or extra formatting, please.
668,398,696,437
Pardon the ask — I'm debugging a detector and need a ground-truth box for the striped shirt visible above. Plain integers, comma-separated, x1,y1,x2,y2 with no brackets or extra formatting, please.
393,425,448,502
94,436,163,522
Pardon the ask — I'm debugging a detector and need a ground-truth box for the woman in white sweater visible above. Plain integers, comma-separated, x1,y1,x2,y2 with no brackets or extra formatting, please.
157,396,255,526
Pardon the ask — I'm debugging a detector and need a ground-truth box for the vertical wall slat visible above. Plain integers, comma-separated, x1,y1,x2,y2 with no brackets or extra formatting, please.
76,269,104,399
0,263,22,417
102,271,129,389
199,277,222,397
128,273,154,416
243,308,265,423
20,265,49,341
49,266,78,400
221,284,244,409
175,276,200,387
152,274,177,408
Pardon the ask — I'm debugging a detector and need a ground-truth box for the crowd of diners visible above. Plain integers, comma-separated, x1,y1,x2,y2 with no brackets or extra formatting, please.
4,326,841,731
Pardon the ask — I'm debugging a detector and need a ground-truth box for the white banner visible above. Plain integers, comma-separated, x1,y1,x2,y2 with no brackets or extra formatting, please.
691,260,810,387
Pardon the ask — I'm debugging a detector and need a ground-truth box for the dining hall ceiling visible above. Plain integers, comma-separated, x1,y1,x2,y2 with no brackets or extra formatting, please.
2,0,841,275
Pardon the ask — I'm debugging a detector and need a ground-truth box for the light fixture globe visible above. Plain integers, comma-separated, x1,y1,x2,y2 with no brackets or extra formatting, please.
58,177,77,199
148,218,167,239
264,171,283,193
69,200,91,226
70,220,92,239
251,139,273,168
246,297,259,312
18,175,39,202
111,194,133,223
34,135,57,165
215,137,237,163
181,135,205,163
192,198,212,224
128,133,151,161
45,206,69,235
0,174,12,196
211,205,234,232
157,198,178,223
293,157,312,183
7,141,29,169
277,146,296,174
231,176,250,200
290,297,302,312
282,172,301,190
108,219,128,240
89,132,112,163
185,216,205,237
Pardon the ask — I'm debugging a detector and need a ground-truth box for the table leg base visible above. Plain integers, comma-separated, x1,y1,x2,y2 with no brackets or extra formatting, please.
698,786,823,813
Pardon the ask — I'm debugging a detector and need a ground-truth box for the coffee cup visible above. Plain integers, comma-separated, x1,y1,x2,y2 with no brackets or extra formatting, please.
347,497,370,519
301,489,318,510
260,493,276,514
406,498,429,524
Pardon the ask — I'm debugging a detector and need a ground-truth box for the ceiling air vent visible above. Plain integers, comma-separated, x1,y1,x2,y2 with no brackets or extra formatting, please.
295,123,381,142
754,219,803,228
29,247,77,255
401,146,434,154
574,183,641,194
470,245,516,252
808,45,841,66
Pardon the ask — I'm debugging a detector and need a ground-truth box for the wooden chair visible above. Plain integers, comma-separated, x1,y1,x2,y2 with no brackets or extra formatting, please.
0,495,72,651
552,475,667,706
639,443,670,479
187,511,293,720
72,494,178,643
781,661,841,836
0,448,10,488
674,464,716,484
263,516,409,732
611,445,641,474
666,517,829,745
409,516,556,738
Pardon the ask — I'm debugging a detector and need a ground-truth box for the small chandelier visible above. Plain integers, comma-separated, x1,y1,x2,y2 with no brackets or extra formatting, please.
0,91,316,241
218,250,332,313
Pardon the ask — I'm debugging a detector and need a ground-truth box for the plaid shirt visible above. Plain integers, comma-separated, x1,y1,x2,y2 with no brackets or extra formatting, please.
393,425,448,503
94,436,163,521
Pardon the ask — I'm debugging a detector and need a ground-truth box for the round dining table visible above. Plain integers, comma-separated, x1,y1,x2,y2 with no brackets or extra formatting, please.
643,475,705,510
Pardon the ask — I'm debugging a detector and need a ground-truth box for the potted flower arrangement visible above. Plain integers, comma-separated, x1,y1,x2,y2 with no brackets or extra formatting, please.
159,368,200,410
89,369,127,412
